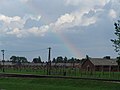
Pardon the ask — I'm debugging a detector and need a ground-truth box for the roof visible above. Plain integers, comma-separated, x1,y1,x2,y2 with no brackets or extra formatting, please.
0,61,13,65
89,58,118,66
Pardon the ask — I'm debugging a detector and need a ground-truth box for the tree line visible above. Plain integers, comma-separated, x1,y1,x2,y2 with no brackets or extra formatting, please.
52,56,81,63
9,55,81,63
10,56,42,63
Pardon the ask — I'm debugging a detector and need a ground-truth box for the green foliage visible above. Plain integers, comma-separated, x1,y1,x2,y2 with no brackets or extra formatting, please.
111,20,120,65
57,56,64,63
64,56,67,63
52,56,81,63
52,58,56,63
32,56,42,63
111,20,120,54
117,56,120,66
10,56,28,63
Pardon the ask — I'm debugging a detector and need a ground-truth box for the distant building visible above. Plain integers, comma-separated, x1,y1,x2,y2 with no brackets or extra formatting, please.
81,57,118,72
51,63,81,68
0,61,13,66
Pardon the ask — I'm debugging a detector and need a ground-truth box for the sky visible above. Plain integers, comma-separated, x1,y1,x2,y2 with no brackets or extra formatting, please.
0,0,120,61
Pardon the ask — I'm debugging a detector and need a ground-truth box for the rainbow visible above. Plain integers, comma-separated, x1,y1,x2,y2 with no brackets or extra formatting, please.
55,32,83,59
23,2,83,59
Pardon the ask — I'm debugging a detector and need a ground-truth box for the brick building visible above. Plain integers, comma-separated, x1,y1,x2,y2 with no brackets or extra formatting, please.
81,57,119,72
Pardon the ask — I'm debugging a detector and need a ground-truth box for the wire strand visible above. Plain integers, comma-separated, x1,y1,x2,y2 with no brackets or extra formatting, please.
4,48,48,53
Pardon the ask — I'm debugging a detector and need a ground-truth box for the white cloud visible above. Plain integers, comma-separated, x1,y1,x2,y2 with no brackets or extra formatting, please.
0,13,49,37
71,9,98,27
24,14,41,21
0,14,25,35
58,0,111,30
55,14,75,26
65,0,110,7
0,14,30,30
51,13,75,31
109,9,117,19
6,28,25,38
6,25,49,38
0,14,22,24
0,0,120,38
81,16,97,26
0,14,41,26
51,11,98,31
62,0,120,28
28,25,49,36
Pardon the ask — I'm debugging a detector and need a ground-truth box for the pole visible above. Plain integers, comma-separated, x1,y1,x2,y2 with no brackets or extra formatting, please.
48,47,51,62
48,47,51,75
1,50,5,72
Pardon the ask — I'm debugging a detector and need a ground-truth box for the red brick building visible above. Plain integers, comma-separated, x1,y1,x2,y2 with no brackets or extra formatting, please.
81,57,118,72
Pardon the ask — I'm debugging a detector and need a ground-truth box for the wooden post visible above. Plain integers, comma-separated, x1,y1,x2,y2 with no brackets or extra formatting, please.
109,65,111,77
1,50,5,72
48,47,51,75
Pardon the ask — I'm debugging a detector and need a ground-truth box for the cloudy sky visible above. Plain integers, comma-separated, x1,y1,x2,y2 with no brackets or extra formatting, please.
0,0,120,61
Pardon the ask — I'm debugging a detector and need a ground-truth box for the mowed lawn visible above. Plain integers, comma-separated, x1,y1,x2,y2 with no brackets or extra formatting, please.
0,77,120,90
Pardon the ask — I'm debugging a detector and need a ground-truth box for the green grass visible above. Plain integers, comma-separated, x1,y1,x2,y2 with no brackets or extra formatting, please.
1,67,120,80
1,68,46,75
0,77,120,90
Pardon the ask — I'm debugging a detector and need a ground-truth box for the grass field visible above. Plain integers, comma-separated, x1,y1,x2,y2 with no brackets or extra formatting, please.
0,77,120,90
1,68,120,80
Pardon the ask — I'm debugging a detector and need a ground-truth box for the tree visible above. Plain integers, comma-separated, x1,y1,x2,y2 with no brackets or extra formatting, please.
20,57,28,63
111,20,120,66
52,58,56,63
56,56,63,63
68,57,75,63
33,58,38,63
32,56,42,63
117,57,120,66
10,56,28,63
10,56,17,63
38,56,42,63
75,58,81,63
64,57,67,63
